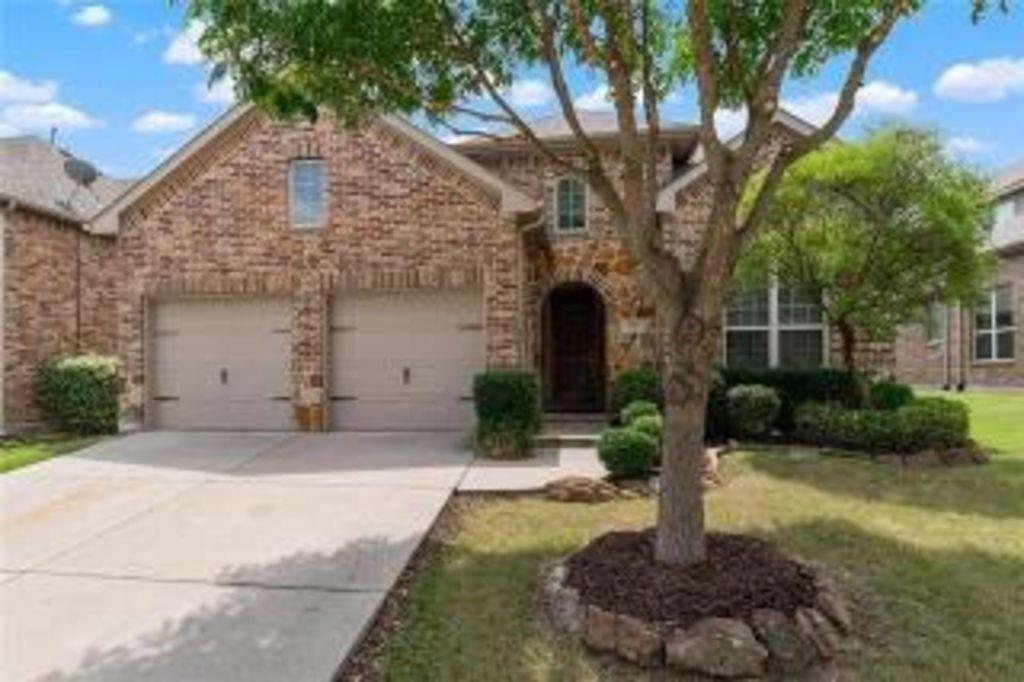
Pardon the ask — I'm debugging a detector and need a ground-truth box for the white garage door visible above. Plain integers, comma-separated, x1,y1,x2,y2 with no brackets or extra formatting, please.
330,290,485,431
151,298,293,430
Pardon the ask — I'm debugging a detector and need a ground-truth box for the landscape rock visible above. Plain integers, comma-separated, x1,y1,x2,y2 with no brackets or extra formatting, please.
703,447,723,488
550,586,582,633
544,476,627,503
584,605,618,652
795,608,840,660
615,614,663,667
815,589,853,635
750,608,817,674
666,617,768,678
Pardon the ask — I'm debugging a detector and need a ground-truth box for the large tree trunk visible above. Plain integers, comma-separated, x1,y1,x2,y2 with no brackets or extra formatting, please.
836,317,868,405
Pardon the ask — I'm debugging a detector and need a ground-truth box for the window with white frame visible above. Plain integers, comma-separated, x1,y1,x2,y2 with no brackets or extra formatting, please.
554,177,586,232
725,282,825,368
974,284,1015,361
288,158,326,228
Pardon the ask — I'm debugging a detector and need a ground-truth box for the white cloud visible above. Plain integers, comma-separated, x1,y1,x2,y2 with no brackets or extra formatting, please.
132,29,160,45
72,5,112,27
574,84,613,112
945,135,989,156
131,110,197,133
714,107,748,138
934,57,1024,103
195,75,236,105
782,92,840,126
505,79,554,109
855,79,918,115
0,71,58,104
163,22,206,65
1,102,100,133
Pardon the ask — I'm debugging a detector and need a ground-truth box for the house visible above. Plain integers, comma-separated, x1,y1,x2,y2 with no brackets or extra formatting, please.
0,137,126,434
893,160,1023,388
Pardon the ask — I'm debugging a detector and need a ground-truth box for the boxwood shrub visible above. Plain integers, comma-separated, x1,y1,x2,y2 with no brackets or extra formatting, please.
34,354,120,434
726,384,781,440
704,368,730,441
473,370,540,458
620,400,660,426
869,379,916,410
611,365,663,414
718,367,862,431
598,427,657,478
794,397,969,454
630,413,663,444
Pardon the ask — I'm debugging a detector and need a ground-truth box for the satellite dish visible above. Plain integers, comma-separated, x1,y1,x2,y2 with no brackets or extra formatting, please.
63,156,99,188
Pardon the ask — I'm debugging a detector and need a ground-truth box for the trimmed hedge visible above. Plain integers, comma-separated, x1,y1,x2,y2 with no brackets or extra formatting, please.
726,384,781,439
705,369,730,440
718,367,862,431
34,354,120,434
598,427,658,478
611,365,663,414
630,413,663,443
621,400,660,426
473,370,540,458
870,380,916,411
794,397,969,453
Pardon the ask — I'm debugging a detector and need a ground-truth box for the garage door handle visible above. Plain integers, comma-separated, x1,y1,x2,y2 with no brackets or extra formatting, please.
220,368,228,385
402,367,411,385
269,396,291,402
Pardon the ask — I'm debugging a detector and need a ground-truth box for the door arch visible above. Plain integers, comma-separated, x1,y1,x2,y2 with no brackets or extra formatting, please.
542,282,606,412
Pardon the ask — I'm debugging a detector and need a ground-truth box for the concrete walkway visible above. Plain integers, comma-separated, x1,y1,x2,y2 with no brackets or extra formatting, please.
459,446,605,492
1,432,471,682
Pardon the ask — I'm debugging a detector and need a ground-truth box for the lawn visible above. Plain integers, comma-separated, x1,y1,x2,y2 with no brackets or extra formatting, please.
0,434,101,474
380,391,1024,681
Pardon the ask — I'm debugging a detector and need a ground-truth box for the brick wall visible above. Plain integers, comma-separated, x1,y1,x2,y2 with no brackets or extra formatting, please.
117,110,523,429
3,208,119,428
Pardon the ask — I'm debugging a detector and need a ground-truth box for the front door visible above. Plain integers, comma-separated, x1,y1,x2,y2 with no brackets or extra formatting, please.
545,284,605,412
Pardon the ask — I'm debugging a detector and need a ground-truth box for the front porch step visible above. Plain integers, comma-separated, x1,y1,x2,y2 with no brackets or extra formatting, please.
535,413,607,448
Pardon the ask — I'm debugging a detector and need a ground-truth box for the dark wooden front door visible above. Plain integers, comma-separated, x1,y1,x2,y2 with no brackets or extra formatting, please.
545,285,605,412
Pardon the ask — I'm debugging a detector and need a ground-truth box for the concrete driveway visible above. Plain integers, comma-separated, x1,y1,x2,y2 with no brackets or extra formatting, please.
0,431,471,682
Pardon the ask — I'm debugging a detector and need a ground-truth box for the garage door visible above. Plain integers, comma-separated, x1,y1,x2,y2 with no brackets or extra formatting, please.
151,298,293,430
330,290,485,431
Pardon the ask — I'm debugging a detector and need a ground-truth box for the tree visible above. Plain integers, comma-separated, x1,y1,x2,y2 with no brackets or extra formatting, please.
736,126,993,386
186,0,1004,566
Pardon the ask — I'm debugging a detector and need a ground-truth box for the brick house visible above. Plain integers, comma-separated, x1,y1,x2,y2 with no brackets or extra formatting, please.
0,137,126,434
893,160,1023,388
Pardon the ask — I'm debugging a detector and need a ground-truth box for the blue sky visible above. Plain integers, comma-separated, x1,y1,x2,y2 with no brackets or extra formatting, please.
1,0,1022,180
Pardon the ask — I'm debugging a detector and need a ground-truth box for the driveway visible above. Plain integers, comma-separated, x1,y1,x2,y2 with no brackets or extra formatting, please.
0,431,471,682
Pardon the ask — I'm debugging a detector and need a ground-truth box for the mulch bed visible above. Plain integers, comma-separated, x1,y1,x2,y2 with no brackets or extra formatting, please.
565,529,819,628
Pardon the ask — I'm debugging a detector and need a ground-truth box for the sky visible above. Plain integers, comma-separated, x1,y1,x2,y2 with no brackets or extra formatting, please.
0,0,1022,180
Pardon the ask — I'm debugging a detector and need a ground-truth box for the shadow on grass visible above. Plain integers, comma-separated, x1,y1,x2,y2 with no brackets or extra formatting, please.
746,448,1024,520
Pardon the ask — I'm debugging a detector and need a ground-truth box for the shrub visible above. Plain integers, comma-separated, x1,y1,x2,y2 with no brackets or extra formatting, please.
473,370,540,458
611,365,662,414
34,354,120,434
717,367,862,430
726,384,781,440
870,379,916,410
598,427,658,478
630,413,663,443
704,368,730,440
794,397,969,453
620,400,659,426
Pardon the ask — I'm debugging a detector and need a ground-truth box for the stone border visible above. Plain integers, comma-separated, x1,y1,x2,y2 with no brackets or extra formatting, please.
540,558,851,678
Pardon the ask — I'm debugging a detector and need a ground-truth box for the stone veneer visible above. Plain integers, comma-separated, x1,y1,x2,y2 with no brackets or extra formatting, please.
2,207,119,428
116,110,526,430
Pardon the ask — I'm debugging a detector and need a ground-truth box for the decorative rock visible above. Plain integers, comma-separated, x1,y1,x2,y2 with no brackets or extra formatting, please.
795,608,840,660
584,605,618,652
544,476,624,503
703,447,723,488
666,617,768,678
616,614,663,667
815,589,853,636
550,586,582,634
750,608,817,674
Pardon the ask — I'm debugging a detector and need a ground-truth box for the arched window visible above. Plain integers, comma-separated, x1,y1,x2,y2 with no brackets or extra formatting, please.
555,177,586,233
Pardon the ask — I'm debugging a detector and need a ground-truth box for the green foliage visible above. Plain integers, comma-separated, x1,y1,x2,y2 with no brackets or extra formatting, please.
704,368,730,440
739,126,993,372
34,355,120,435
620,400,660,426
795,397,969,453
611,365,663,414
726,384,781,440
870,380,916,411
598,427,657,479
473,371,540,459
630,414,663,445
718,366,862,431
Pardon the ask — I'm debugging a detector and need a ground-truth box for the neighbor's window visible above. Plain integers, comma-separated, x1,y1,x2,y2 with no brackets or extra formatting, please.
925,302,946,344
725,282,825,368
555,177,586,232
974,284,1016,361
288,158,326,228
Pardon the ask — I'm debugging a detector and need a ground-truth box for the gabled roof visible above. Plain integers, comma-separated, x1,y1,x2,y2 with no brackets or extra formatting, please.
89,104,536,234
655,109,817,213
0,136,133,224
992,158,1024,200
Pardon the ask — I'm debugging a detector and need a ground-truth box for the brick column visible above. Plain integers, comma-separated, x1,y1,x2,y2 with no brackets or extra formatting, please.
292,277,327,431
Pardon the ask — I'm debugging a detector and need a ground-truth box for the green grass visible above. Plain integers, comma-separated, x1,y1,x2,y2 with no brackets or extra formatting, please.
0,434,101,473
382,391,1024,681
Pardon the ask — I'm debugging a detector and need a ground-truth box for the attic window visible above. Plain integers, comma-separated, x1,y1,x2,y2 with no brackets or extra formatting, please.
555,177,586,232
288,158,326,228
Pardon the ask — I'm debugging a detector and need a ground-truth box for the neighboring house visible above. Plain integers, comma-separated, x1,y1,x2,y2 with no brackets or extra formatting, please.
894,160,1023,388
0,137,127,433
